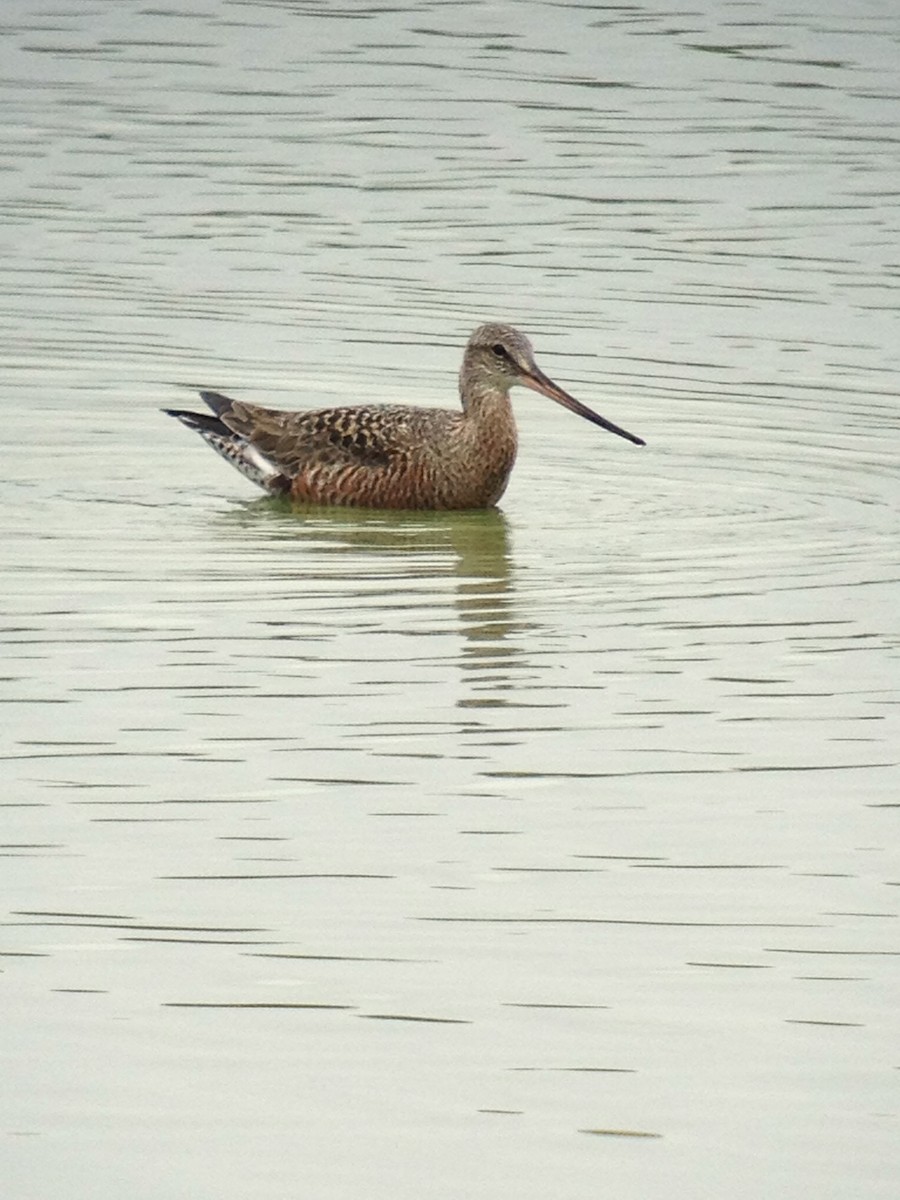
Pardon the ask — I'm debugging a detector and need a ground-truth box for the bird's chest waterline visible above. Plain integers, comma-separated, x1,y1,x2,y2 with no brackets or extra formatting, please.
445,422,518,507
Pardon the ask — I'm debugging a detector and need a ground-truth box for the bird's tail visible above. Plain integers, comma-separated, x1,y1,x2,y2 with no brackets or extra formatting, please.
163,392,289,495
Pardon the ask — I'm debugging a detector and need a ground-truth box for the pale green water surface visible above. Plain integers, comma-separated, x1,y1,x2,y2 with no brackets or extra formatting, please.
1,2,898,1198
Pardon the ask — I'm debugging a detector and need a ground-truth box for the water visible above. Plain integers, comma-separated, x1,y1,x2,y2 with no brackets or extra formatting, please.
2,2,898,1198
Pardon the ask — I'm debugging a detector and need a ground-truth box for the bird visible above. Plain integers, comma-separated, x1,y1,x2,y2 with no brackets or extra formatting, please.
163,323,645,510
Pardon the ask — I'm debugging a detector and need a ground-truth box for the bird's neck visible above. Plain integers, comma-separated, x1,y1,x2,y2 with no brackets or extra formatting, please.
459,378,513,421
457,380,518,490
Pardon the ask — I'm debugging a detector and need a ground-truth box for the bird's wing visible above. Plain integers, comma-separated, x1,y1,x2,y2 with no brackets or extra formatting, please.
204,394,457,477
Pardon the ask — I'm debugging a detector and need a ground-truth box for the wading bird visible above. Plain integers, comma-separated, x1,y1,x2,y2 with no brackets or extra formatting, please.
164,323,644,510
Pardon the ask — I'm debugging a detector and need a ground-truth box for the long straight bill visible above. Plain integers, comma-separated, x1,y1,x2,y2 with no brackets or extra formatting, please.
522,368,645,446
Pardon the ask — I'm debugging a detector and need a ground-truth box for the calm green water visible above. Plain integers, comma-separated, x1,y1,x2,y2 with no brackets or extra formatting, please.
2,3,898,1199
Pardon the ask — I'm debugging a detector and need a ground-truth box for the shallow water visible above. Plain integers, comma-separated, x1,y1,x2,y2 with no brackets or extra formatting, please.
2,2,899,1198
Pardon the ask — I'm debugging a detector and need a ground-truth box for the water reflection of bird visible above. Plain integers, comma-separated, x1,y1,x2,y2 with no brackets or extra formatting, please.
218,504,522,697
164,323,644,510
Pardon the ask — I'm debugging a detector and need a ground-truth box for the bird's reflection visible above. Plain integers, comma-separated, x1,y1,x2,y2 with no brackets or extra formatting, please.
218,499,526,702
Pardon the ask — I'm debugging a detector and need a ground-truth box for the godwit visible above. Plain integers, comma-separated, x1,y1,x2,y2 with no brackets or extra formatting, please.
163,323,644,510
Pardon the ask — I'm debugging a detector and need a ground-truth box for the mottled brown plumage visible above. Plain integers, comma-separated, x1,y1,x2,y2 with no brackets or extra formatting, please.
164,323,644,510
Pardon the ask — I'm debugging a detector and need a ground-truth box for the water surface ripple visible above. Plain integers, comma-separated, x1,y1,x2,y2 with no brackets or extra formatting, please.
1,3,898,1199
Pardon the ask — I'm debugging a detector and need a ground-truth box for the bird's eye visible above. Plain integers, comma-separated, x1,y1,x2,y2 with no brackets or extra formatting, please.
491,343,508,359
